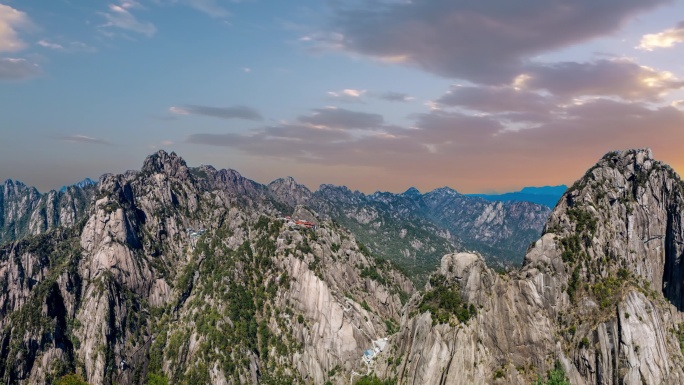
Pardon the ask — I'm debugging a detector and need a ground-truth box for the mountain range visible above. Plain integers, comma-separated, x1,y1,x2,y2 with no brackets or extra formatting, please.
1,148,682,384
2,165,551,284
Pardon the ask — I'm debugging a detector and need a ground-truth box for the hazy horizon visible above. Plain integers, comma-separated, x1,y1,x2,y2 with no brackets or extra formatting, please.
1,148,573,195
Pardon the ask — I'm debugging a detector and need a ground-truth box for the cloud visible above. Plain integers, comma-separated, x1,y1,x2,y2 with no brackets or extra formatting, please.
376,91,414,102
298,107,383,129
410,111,504,145
317,0,670,83
36,40,95,53
0,4,31,53
189,109,503,166
184,98,684,192
182,0,231,18
99,1,156,37
520,59,684,100
327,89,417,104
0,57,40,80
436,85,554,113
637,21,684,51
187,123,354,158
37,40,63,50
327,88,367,102
151,0,231,18
0,7,40,82
434,60,684,114
169,105,263,121
54,134,112,145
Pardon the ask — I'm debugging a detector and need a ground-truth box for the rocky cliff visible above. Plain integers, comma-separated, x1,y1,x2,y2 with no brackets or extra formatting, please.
372,149,684,385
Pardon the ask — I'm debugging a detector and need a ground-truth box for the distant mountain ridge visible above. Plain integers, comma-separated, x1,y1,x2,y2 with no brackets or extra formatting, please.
520,185,567,195
469,184,567,207
268,181,551,278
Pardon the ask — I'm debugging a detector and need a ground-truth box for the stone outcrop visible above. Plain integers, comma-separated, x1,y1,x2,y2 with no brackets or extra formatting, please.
268,177,313,208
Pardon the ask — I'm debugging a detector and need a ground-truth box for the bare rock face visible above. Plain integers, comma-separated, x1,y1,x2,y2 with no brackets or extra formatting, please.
0,226,84,384
374,149,684,385
292,205,318,224
544,148,684,310
268,177,313,207
141,150,191,180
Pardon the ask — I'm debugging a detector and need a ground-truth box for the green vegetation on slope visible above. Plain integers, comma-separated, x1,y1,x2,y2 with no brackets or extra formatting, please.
334,215,452,286
534,361,570,385
0,225,86,384
54,373,90,385
355,374,397,385
147,217,302,384
418,274,476,325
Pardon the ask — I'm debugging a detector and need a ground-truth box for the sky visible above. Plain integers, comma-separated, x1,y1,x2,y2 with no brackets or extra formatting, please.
2,0,684,194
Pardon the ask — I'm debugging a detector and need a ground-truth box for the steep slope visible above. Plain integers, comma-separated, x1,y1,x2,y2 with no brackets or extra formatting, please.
0,151,413,385
0,180,95,245
268,177,313,208
311,185,551,271
372,149,684,385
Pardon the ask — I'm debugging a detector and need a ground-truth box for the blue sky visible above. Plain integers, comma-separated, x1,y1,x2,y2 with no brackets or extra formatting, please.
2,0,684,193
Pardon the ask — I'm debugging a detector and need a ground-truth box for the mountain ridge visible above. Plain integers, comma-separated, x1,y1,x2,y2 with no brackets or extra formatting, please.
1,155,551,281
59,178,97,193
